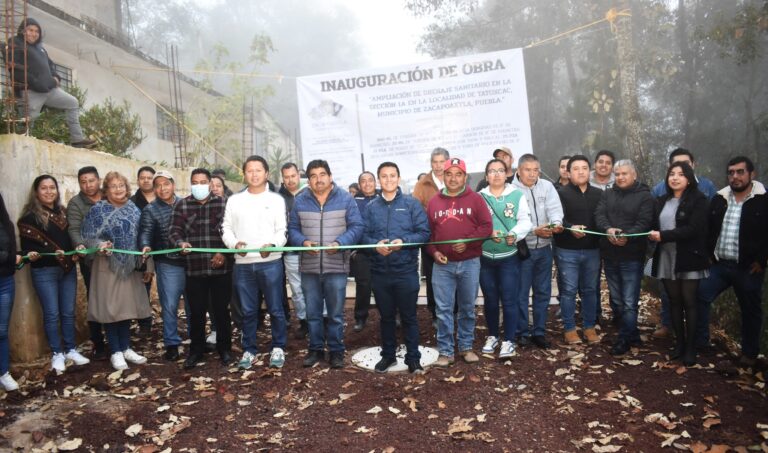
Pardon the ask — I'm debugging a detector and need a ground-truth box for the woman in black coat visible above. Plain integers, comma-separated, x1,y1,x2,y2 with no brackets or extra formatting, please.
649,162,710,366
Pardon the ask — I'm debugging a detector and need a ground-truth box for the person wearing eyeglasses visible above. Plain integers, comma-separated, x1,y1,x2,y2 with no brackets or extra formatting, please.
80,172,153,371
697,156,767,368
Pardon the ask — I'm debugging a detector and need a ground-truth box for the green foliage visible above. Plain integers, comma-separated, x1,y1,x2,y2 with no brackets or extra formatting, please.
80,98,145,158
18,84,144,158
704,1,768,65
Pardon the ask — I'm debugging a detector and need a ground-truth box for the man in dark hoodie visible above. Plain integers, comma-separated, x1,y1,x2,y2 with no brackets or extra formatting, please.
595,160,654,356
10,19,95,148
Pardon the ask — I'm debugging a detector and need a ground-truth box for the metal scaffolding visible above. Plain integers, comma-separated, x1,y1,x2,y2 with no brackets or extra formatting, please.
1,0,28,135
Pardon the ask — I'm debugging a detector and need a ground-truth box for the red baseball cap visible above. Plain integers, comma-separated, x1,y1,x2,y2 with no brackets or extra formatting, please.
444,158,467,173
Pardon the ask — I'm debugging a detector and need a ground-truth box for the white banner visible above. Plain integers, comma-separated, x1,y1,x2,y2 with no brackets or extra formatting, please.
297,48,532,187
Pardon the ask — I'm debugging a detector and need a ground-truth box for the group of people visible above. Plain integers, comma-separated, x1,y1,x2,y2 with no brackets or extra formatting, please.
0,145,765,392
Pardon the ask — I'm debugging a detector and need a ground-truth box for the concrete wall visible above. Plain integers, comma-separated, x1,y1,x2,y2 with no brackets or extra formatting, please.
0,134,194,364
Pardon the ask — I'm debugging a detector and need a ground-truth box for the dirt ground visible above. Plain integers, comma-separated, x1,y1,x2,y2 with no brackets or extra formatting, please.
1,289,766,453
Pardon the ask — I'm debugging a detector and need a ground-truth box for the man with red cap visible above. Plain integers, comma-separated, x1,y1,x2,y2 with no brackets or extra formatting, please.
427,158,493,367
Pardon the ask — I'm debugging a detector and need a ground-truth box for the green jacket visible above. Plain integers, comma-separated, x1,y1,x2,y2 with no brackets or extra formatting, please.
479,185,532,260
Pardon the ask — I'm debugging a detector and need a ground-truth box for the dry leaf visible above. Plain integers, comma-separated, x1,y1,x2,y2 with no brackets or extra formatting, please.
689,441,708,453
592,446,622,452
156,405,170,413
339,392,356,401
622,359,643,366
702,418,721,429
477,413,487,422
58,438,83,451
447,417,474,435
124,372,141,383
444,375,465,383
366,406,383,414
438,401,446,409
388,407,401,415
555,368,570,376
125,423,143,437
402,397,418,412
355,426,371,433
223,393,236,403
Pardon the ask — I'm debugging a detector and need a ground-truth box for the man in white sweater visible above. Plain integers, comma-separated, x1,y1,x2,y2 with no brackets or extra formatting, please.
222,155,288,369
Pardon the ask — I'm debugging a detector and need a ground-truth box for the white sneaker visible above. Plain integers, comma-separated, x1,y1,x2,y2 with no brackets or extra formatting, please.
0,372,19,391
65,349,91,366
51,352,66,373
499,341,516,359
123,348,147,365
269,348,285,368
206,331,217,345
110,352,128,370
238,351,256,370
482,336,499,354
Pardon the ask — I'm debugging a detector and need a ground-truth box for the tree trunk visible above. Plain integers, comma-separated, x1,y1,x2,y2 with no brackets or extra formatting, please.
677,0,697,146
615,0,650,182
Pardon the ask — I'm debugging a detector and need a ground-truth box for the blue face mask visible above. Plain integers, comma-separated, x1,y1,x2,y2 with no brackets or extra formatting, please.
190,184,210,201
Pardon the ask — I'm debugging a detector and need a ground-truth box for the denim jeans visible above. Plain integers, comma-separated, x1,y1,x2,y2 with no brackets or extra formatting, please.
302,273,347,353
555,248,600,331
432,257,480,357
658,283,672,328
604,259,644,342
518,246,553,338
155,261,186,347
0,275,14,375
284,254,305,320
30,266,77,354
371,271,421,363
104,320,131,352
697,261,765,358
480,255,520,342
235,260,287,354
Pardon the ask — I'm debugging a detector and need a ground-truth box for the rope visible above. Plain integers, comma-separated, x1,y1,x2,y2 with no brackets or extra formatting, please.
525,8,631,49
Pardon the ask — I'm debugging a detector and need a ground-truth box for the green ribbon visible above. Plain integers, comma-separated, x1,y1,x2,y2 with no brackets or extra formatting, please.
15,227,654,270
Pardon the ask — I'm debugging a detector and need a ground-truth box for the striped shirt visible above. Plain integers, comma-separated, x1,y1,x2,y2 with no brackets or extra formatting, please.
168,194,230,277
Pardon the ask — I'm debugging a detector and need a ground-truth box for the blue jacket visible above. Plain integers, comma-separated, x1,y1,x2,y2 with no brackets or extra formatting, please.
651,176,717,200
354,191,380,220
288,184,364,274
361,189,430,274
139,195,184,266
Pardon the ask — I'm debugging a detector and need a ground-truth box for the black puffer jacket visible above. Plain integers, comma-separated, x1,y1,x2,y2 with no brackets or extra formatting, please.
595,181,654,261
10,18,59,94
0,194,17,277
651,189,710,275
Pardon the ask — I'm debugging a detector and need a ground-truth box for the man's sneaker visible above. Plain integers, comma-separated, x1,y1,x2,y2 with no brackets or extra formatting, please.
374,357,397,373
564,330,582,344
65,349,91,366
329,352,345,369
482,336,499,354
51,352,66,373
0,372,19,391
110,352,128,371
460,350,479,363
353,319,366,332
239,351,257,370
611,339,630,357
123,349,147,365
269,348,286,369
434,355,454,368
498,341,516,359
531,335,551,349
407,361,425,374
303,350,323,368
583,328,601,345
71,138,97,148
653,326,670,339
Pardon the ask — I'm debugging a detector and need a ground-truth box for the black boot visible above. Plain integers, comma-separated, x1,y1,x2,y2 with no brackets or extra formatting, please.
294,319,308,339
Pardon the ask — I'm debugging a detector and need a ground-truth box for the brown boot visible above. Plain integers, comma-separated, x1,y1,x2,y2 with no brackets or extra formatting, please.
564,329,582,344
583,328,600,344
653,326,670,339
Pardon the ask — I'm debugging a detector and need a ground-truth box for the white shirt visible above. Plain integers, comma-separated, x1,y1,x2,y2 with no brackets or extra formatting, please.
221,189,287,264
432,172,445,191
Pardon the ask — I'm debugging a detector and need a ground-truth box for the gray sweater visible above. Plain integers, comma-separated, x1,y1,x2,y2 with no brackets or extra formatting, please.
511,175,564,249
66,192,98,247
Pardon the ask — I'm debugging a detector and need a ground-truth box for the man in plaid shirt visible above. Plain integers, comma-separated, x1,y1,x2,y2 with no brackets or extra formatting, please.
698,156,767,367
169,168,233,369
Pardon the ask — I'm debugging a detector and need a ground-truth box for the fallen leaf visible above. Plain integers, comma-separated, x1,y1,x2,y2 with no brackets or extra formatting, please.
107,370,123,381
388,407,401,415
477,414,487,422
444,375,465,383
223,393,236,403
366,406,383,414
156,405,170,413
402,397,418,412
555,368,570,376
125,423,142,437
438,401,446,409
592,446,622,452
689,441,708,453
355,426,371,433
339,392,356,401
702,418,721,429
58,438,83,451
124,372,141,383
447,417,474,435
622,359,643,366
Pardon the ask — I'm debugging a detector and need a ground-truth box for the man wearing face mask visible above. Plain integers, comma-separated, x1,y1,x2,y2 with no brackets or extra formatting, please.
169,169,233,369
